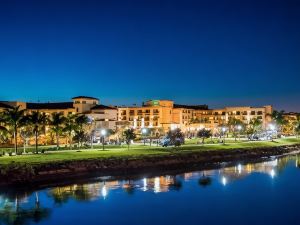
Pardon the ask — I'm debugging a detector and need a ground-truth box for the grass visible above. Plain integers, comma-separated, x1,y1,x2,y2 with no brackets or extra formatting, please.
0,138,299,165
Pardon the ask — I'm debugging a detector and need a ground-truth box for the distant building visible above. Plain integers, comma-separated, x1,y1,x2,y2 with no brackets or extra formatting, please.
0,96,117,130
117,100,273,133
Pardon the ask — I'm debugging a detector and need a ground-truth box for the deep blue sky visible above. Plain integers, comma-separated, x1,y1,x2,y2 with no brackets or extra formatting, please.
0,0,299,111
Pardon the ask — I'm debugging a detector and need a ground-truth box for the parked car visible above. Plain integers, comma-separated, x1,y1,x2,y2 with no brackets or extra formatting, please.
160,137,185,147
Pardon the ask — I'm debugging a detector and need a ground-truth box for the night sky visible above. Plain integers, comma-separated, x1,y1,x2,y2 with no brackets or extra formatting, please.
0,0,299,111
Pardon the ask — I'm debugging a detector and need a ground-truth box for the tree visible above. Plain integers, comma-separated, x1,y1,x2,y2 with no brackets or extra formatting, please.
123,128,136,150
0,113,10,144
28,111,48,154
293,115,300,138
166,128,184,147
247,118,262,136
227,118,244,141
1,106,26,154
20,125,33,154
49,112,66,150
63,114,77,149
197,129,212,144
270,110,288,134
74,114,89,147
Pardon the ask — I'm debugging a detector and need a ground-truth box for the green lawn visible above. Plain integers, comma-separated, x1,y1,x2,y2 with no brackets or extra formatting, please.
0,138,299,165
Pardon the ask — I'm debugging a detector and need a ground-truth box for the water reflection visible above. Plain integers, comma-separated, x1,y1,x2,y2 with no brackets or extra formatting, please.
0,192,51,225
0,154,298,225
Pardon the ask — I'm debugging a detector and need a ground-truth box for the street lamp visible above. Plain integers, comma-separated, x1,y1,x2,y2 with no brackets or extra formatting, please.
101,129,107,150
269,124,276,141
142,128,147,146
222,127,227,144
237,125,242,141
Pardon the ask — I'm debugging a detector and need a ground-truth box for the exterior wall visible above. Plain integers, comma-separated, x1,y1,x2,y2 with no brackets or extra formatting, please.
118,100,176,131
0,101,27,110
73,98,99,113
88,108,118,130
27,108,76,117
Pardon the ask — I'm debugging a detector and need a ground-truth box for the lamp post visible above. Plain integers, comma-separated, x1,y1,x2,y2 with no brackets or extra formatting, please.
222,127,227,144
91,130,95,149
101,129,106,150
269,124,276,141
237,125,242,141
142,128,147,146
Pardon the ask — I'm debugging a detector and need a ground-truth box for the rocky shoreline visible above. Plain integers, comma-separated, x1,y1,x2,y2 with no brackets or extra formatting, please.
0,144,300,186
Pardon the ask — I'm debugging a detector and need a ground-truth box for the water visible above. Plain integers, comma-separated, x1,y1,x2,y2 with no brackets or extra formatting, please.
1,155,300,225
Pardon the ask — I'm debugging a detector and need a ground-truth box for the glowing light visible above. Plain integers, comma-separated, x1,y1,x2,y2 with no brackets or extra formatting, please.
101,129,106,136
102,185,107,198
269,124,276,131
237,164,242,174
222,176,227,186
222,127,226,132
270,169,276,178
142,128,147,134
154,177,160,193
237,125,242,130
143,178,147,191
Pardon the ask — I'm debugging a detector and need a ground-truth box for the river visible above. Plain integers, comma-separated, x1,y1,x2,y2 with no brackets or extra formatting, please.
0,154,299,225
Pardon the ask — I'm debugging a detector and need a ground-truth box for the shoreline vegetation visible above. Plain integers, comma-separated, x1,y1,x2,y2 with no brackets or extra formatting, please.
0,138,300,186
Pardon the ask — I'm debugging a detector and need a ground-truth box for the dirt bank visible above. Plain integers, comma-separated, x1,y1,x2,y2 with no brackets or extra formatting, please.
0,144,299,186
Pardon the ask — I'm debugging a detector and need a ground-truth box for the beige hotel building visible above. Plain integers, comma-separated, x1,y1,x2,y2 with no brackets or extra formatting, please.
117,99,273,133
1,96,273,134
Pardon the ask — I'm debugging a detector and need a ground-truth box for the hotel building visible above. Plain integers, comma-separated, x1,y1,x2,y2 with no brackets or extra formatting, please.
1,96,273,134
0,96,118,130
117,99,273,133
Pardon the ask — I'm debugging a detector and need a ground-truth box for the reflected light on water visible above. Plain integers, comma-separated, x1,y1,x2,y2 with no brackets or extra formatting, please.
237,164,242,174
222,176,227,186
154,177,160,193
270,169,276,179
143,178,148,191
102,185,108,198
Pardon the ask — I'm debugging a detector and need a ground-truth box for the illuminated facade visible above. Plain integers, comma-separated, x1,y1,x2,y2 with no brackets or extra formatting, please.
1,96,274,134
118,100,273,133
0,96,117,130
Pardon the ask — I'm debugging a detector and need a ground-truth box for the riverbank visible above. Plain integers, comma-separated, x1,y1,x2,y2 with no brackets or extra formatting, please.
0,139,300,186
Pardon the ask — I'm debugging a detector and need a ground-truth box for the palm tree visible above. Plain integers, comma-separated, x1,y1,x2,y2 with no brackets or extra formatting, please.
293,115,300,138
247,118,262,136
271,110,288,134
227,118,244,141
49,112,66,150
123,128,136,150
1,106,26,154
63,114,77,149
74,114,89,148
0,113,9,145
28,111,48,154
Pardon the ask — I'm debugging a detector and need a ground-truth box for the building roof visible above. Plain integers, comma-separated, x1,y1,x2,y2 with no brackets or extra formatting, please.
27,102,74,110
72,96,99,100
91,104,117,110
0,102,14,109
173,104,209,110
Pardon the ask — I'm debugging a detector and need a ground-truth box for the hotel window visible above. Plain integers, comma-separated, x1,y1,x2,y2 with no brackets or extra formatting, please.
251,111,256,115
82,101,86,104
257,111,263,115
